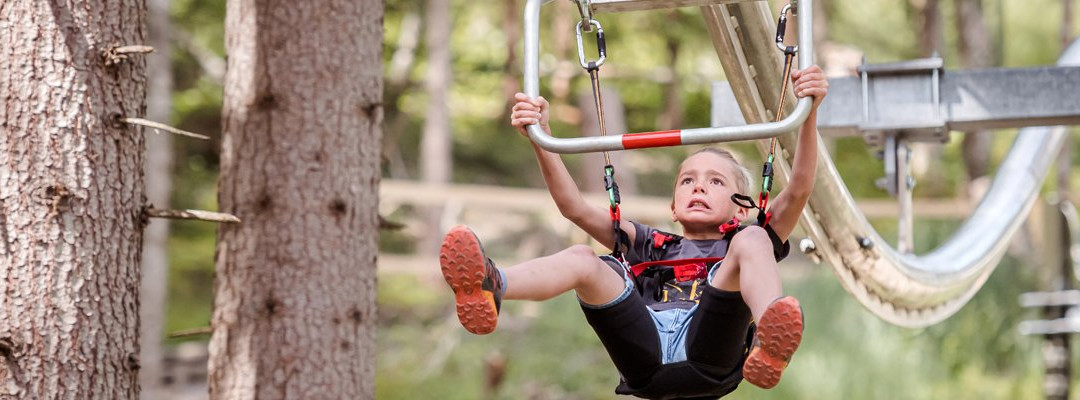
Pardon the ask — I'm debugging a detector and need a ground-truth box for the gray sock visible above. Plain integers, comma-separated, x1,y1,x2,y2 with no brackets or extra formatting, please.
497,268,508,298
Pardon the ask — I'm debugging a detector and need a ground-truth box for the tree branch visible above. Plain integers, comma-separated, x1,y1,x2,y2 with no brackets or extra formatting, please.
122,117,210,140
379,215,404,230
167,326,213,338
145,208,240,223
103,45,154,66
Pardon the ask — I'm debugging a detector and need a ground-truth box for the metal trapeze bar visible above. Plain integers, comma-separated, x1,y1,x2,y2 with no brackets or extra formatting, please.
586,0,761,14
711,64,1080,138
523,0,814,154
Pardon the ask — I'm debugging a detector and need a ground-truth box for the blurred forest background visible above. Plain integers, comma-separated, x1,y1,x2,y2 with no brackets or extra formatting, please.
149,0,1080,398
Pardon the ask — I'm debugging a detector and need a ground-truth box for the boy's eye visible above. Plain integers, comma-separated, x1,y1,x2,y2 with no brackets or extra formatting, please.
711,178,722,185
681,177,693,185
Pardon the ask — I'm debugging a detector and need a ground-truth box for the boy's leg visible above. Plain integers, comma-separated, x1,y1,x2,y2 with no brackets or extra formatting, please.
704,226,803,389
440,226,627,334
502,244,626,304
684,285,753,378
709,226,781,321
580,258,662,389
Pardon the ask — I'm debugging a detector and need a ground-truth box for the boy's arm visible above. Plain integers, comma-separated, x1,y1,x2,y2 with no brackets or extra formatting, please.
765,65,828,242
511,93,637,250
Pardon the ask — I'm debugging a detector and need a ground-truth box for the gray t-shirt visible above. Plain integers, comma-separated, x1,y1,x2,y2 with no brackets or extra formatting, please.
623,221,790,310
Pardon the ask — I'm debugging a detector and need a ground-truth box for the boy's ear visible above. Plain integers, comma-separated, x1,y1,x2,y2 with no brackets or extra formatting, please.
736,201,750,220
670,200,677,222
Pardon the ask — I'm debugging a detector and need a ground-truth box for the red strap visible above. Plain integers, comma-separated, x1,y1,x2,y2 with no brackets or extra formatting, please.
719,219,740,234
763,211,773,226
651,232,670,248
630,257,724,277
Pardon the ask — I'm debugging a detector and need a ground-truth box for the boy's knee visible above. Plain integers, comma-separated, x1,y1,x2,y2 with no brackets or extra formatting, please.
563,244,597,259
730,225,771,251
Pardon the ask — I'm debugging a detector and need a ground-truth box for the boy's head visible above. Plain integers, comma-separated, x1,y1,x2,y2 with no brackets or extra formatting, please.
670,148,754,230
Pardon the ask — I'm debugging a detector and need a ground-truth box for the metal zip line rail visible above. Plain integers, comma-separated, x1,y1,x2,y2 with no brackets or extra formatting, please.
522,0,815,154
792,40,1080,328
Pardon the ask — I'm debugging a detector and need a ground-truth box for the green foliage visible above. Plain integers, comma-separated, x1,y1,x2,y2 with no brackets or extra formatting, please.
160,0,1080,395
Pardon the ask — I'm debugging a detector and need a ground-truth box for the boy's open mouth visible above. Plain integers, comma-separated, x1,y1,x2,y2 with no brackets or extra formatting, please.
688,199,711,210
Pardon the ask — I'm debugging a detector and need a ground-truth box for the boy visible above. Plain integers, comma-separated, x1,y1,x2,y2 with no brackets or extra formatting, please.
439,65,828,397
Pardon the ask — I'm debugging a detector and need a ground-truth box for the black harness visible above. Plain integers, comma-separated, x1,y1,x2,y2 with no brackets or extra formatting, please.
613,223,789,399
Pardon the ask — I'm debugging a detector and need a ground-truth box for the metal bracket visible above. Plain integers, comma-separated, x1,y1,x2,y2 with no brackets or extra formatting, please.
574,0,594,32
859,55,947,147
872,133,916,253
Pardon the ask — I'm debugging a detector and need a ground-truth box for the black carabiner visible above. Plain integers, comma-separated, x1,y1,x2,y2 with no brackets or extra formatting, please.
774,4,798,54
576,19,607,71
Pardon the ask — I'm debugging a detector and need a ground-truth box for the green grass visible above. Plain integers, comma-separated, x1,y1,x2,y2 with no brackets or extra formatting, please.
376,255,1049,400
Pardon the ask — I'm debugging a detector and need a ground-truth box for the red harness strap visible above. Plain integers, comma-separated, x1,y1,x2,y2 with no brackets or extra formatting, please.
630,257,725,277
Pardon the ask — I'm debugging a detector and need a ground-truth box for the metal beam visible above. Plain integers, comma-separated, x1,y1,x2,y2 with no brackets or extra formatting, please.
1019,317,1080,336
588,0,758,14
711,65,1080,137
1021,290,1080,308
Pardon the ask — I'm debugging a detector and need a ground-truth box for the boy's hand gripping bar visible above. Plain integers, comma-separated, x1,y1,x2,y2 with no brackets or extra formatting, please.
522,0,815,154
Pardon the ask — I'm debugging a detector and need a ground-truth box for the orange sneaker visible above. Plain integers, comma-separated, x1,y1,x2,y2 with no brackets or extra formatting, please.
439,226,504,335
742,296,803,389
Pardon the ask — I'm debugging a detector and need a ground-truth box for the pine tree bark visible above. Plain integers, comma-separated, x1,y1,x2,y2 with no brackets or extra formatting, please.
916,0,943,56
0,1,147,399
140,0,173,397
420,0,453,255
955,0,992,183
209,0,382,398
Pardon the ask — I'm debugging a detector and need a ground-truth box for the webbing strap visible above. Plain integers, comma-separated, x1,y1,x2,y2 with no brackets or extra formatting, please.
585,40,631,273
630,257,725,277
756,47,797,226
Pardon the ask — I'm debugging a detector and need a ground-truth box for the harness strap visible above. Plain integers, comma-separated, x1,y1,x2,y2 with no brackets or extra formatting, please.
630,257,725,277
755,49,796,227
581,21,632,274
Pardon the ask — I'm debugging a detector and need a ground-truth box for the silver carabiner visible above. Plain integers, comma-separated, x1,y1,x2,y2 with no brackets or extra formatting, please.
575,19,607,70
775,3,798,53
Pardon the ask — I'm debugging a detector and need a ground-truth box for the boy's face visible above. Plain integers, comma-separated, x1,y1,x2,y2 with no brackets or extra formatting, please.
671,152,748,231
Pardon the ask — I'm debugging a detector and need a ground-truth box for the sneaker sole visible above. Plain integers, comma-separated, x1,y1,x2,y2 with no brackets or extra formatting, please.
439,226,498,335
743,296,803,389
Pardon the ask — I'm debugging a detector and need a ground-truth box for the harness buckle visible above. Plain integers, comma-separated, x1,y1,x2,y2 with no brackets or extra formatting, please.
719,219,740,235
673,263,706,282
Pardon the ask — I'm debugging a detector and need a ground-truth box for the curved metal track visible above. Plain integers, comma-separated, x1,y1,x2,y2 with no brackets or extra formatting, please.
796,40,1080,327
521,0,1079,327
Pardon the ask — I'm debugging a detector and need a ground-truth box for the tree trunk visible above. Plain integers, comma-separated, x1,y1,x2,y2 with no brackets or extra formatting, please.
0,1,147,399
420,0,453,254
140,0,173,397
1065,0,1074,50
209,0,382,398
955,0,992,183
657,12,683,131
813,0,831,73
503,0,522,105
917,0,943,56
384,11,421,179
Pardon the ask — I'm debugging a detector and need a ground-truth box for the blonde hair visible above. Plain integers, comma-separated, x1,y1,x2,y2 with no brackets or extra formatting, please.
681,147,754,195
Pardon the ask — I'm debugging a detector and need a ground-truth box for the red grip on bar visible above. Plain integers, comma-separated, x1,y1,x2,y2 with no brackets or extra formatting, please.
622,130,682,149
